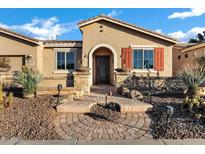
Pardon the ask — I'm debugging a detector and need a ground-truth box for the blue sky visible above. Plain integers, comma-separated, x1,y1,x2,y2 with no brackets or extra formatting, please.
0,8,205,42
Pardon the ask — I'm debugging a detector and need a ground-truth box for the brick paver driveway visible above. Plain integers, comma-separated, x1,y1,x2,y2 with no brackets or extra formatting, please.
54,112,152,140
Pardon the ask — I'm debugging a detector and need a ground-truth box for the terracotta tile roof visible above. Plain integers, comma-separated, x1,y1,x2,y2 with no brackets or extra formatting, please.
0,27,39,44
43,40,82,44
78,15,179,43
181,42,205,52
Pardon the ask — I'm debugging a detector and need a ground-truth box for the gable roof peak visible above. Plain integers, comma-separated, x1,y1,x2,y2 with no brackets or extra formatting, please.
0,26,40,44
78,15,179,44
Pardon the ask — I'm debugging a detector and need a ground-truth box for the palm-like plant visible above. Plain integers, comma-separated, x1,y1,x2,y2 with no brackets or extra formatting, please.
177,66,205,97
13,66,42,97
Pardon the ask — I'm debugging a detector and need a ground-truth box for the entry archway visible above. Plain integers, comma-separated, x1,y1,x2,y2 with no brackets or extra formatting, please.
88,44,117,85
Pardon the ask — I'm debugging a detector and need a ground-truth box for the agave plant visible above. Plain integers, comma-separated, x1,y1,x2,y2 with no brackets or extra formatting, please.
177,66,205,97
13,66,42,98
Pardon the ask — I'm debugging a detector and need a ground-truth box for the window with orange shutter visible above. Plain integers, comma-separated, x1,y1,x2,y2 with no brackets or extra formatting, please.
133,48,154,69
154,47,164,71
121,47,133,69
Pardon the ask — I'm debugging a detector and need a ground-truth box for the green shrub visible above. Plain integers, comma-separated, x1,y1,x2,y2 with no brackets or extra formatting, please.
196,55,205,71
13,66,42,97
177,66,205,98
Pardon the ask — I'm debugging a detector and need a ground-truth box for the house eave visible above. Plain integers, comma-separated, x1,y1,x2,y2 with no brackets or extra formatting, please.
0,28,39,45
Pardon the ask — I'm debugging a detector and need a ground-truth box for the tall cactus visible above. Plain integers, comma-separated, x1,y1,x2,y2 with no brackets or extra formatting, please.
8,92,13,106
0,84,4,111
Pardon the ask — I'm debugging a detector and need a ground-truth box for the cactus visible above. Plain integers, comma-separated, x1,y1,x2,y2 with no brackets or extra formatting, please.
8,92,13,106
191,98,200,106
194,113,202,119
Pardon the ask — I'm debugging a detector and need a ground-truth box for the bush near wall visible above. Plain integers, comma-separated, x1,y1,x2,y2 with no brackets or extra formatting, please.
121,75,187,95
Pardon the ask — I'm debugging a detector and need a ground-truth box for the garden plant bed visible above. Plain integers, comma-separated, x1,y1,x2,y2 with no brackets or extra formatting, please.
0,95,61,140
143,94,205,139
85,102,121,121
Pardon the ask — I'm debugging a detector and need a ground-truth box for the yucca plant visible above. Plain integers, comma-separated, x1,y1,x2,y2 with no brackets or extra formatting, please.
13,66,42,98
177,66,205,98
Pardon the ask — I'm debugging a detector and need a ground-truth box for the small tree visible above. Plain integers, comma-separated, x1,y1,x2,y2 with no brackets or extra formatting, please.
13,66,42,98
196,55,205,72
188,31,205,43
177,66,205,98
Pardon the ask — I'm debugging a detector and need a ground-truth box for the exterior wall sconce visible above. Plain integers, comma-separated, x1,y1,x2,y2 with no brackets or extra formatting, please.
25,55,33,65
25,55,32,61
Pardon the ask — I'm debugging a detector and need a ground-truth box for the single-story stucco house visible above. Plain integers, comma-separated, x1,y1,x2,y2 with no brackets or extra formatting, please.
0,15,188,93
173,42,205,76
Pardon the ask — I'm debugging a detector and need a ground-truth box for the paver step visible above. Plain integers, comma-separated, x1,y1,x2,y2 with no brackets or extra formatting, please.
57,93,153,113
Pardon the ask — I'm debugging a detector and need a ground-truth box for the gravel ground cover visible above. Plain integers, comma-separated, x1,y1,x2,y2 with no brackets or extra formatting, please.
0,95,61,140
142,94,205,139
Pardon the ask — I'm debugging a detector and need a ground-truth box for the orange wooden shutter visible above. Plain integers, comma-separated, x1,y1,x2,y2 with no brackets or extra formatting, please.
121,47,133,69
154,47,164,71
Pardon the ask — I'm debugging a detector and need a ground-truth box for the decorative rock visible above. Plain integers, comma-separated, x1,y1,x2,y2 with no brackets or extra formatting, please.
128,89,143,99
0,95,61,140
121,87,129,97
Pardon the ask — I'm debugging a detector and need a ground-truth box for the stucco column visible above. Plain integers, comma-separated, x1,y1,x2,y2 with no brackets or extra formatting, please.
36,42,44,74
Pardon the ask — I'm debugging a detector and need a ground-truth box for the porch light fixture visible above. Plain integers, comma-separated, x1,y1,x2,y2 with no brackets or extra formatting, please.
165,105,174,128
145,60,152,104
57,84,63,95
57,84,63,104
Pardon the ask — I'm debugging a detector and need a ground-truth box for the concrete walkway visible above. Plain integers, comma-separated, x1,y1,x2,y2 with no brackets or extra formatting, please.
1,137,205,145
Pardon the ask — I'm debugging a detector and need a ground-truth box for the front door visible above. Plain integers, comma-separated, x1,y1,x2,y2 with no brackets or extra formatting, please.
96,56,110,84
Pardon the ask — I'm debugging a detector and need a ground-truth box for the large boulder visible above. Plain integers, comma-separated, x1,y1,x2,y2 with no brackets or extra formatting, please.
128,89,143,99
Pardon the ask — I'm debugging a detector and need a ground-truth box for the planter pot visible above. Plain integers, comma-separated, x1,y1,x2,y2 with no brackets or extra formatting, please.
76,67,90,72
115,68,130,73
0,67,11,72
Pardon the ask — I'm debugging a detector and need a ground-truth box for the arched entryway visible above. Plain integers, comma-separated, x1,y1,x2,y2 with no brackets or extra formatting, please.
89,44,117,85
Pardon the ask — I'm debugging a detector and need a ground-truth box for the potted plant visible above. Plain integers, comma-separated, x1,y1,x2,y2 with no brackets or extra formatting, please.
12,65,42,98
76,59,90,72
114,68,130,73
0,57,11,72
76,67,90,72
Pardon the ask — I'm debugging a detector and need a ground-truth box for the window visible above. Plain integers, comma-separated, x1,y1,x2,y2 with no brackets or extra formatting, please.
56,51,75,70
178,55,181,60
185,54,188,58
133,48,154,69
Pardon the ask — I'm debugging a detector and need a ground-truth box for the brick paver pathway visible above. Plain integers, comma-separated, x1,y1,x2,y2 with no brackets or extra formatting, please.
54,112,152,140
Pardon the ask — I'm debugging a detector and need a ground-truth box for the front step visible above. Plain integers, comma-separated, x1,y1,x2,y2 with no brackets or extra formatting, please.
90,85,116,95
57,93,153,113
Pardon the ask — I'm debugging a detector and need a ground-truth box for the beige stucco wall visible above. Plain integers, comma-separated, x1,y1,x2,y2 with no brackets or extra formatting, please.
80,20,175,77
39,47,82,88
0,33,38,71
173,46,205,76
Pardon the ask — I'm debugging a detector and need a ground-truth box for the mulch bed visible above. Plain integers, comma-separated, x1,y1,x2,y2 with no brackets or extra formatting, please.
143,94,205,139
0,95,61,140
